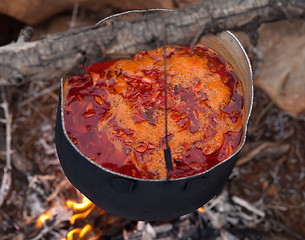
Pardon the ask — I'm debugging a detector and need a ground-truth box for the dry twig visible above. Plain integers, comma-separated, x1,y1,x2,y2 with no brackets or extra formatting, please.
19,82,60,107
236,142,290,167
47,180,70,202
231,196,265,218
0,87,12,207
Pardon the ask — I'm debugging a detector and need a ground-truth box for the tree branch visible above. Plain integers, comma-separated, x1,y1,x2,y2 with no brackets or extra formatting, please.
0,0,304,85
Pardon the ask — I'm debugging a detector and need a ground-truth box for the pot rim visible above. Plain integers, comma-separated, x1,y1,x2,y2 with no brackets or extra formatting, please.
96,8,175,26
59,10,253,182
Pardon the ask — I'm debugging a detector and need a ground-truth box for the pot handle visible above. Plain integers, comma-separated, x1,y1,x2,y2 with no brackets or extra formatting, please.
184,177,206,192
112,178,136,193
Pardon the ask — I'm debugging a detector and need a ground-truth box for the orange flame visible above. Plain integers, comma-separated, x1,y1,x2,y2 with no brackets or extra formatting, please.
197,207,205,213
66,195,92,211
35,212,52,228
70,206,95,225
61,195,101,239
61,224,100,240
66,195,96,225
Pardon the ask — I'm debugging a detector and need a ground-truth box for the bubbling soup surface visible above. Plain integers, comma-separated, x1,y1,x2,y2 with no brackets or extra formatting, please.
63,44,244,180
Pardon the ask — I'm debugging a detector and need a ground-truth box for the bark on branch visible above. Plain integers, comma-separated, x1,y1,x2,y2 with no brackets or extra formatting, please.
0,0,304,85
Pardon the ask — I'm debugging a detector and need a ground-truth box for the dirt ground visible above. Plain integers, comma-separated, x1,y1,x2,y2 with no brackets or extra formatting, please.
0,1,304,239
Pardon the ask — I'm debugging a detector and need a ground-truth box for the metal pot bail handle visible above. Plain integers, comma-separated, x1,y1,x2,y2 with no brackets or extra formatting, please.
163,53,173,181
162,13,173,181
112,178,136,193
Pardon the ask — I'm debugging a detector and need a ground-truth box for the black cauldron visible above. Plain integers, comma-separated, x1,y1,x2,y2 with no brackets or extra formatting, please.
55,10,253,221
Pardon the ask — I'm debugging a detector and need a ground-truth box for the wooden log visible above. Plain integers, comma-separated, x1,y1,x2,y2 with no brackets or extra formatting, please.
0,0,304,85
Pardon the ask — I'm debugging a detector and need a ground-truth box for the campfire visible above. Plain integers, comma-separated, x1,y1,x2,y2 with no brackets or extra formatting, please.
32,192,210,240
30,186,268,240
32,194,106,239
32,191,209,239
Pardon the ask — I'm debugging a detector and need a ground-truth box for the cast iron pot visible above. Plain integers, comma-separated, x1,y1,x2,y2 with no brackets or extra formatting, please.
55,11,253,221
